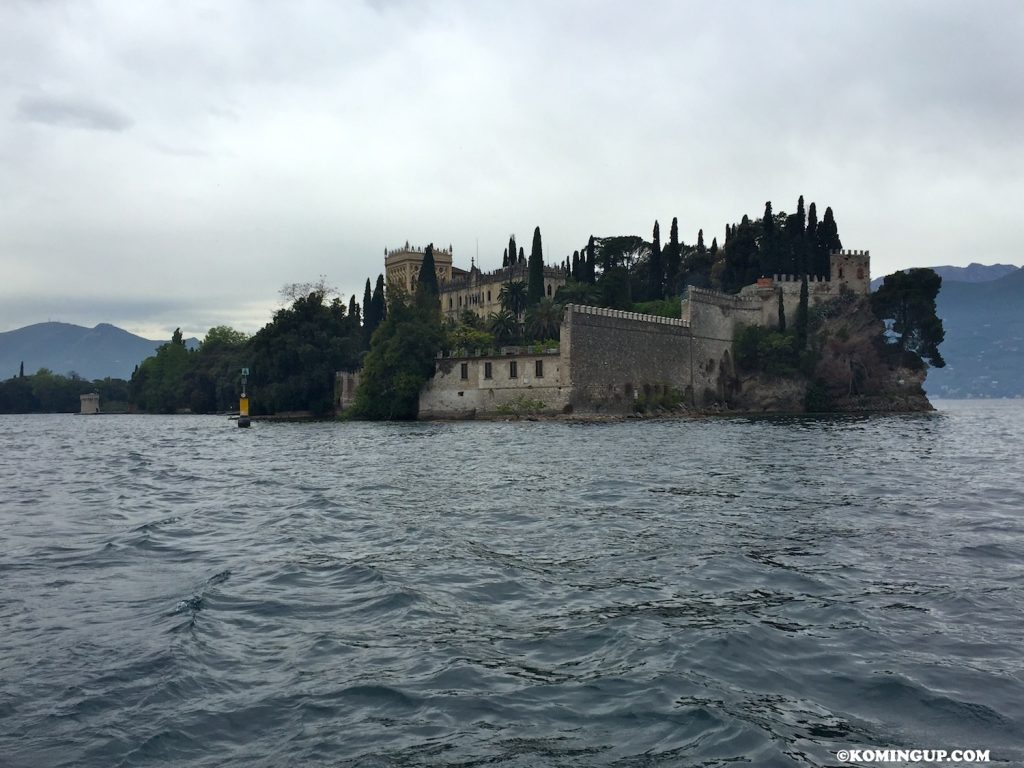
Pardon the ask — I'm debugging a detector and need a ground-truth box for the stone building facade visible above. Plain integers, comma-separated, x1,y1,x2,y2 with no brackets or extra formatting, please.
383,242,567,320
440,263,566,321
738,249,871,328
384,243,460,294
418,249,871,418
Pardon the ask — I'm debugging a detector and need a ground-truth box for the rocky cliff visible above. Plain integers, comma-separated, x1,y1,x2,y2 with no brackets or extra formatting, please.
731,295,933,414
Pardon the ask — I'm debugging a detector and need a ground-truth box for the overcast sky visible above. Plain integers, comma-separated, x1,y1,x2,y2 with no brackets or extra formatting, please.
2,0,1022,339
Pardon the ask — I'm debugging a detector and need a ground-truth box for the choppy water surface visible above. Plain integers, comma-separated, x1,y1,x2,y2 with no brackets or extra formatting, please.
2,402,1023,767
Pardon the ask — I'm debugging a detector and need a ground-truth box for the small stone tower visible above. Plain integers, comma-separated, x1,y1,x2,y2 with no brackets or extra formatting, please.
830,249,871,295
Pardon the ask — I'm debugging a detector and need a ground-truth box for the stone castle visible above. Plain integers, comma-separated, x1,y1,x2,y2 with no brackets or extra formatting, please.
384,243,567,322
417,249,870,418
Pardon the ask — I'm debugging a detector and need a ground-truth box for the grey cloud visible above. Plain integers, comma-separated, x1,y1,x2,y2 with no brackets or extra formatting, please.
16,94,133,132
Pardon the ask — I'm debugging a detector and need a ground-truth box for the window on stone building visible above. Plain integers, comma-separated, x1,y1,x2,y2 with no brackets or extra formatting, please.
546,284,552,296
509,361,518,379
487,290,491,302
484,362,492,379
460,362,468,380
535,360,544,378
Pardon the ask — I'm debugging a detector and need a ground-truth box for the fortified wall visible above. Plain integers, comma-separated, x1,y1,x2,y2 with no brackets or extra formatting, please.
415,249,871,418
563,305,694,410
738,250,871,326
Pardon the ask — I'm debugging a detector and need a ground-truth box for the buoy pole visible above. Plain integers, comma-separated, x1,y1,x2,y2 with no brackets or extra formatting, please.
238,367,251,427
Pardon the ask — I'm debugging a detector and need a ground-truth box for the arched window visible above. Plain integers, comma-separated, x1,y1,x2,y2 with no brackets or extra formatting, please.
546,284,552,296
838,267,844,279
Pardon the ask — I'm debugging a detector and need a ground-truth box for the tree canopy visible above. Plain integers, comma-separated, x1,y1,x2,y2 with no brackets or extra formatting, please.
872,268,946,367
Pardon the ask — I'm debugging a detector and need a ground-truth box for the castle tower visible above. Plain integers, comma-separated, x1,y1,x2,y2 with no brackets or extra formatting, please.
384,244,454,294
829,249,870,295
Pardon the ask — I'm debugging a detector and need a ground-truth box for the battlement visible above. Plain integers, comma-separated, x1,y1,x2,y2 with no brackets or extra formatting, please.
683,286,763,308
565,303,690,328
831,249,869,257
386,243,452,259
439,263,563,291
771,273,830,284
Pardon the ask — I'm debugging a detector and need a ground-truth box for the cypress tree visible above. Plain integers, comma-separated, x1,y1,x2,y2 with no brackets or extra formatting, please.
417,243,440,307
19,361,24,378
518,246,525,263
378,274,388,320
777,289,786,332
502,248,509,268
508,236,517,269
806,202,819,276
349,294,359,322
665,217,681,297
761,201,778,276
710,237,718,256
371,273,387,327
362,279,372,326
648,220,662,299
818,206,842,277
797,195,808,274
527,226,545,306
571,250,580,281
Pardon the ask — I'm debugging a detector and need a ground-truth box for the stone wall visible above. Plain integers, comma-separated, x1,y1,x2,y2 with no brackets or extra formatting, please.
562,305,695,412
418,350,569,418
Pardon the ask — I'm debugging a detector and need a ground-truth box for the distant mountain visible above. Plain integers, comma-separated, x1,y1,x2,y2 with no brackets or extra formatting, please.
871,263,1019,292
925,268,1024,399
0,322,199,381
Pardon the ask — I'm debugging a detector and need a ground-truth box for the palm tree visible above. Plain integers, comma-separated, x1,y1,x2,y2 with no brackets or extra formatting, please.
526,298,563,341
554,280,600,307
487,310,518,345
499,280,528,319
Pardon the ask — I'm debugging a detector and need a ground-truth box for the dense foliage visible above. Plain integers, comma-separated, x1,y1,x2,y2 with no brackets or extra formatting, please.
0,369,129,413
871,268,946,368
128,276,384,415
348,294,444,420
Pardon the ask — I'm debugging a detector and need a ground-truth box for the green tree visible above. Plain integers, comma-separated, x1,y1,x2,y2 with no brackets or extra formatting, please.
527,226,545,306
350,295,444,420
585,235,597,283
806,202,820,275
648,220,662,300
499,280,528,319
245,289,362,416
871,268,946,367
817,206,842,276
487,310,518,345
417,243,440,300
526,298,562,341
777,289,786,332
555,279,599,307
664,217,681,297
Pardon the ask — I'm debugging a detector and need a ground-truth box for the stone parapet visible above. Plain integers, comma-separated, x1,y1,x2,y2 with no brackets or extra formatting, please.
564,303,690,328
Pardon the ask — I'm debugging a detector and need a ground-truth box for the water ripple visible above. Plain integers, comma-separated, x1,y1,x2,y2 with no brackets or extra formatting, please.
1,402,1023,766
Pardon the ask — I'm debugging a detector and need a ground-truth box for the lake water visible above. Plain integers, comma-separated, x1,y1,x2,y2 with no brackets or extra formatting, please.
2,402,1023,767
